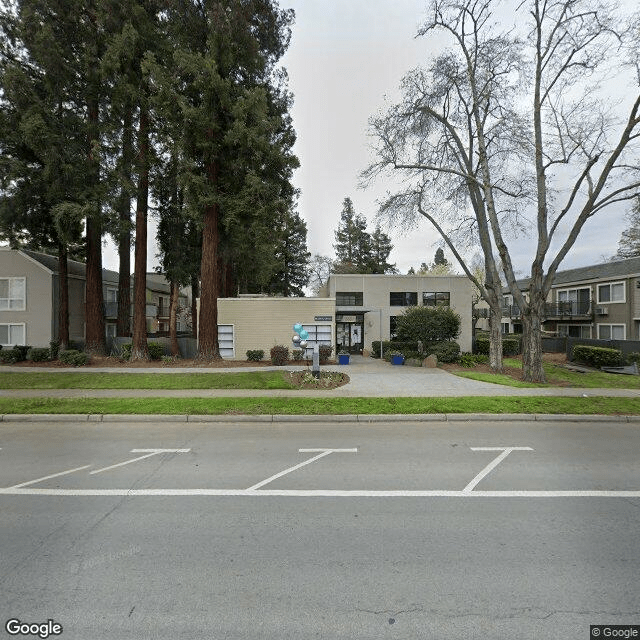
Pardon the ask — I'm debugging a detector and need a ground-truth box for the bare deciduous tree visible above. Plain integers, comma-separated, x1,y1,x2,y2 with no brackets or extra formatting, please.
365,0,640,381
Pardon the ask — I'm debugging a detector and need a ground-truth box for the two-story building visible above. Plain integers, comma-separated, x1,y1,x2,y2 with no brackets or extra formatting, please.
501,256,640,340
320,273,474,354
0,248,190,348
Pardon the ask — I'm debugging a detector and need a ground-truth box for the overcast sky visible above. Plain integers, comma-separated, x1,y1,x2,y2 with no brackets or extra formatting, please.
103,0,637,279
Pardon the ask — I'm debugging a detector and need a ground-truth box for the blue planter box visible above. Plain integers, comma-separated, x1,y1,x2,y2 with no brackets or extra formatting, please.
338,354,350,365
391,355,405,365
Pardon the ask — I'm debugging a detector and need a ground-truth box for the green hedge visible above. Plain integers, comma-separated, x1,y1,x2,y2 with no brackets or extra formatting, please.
246,349,265,361
426,341,460,363
371,341,420,358
27,347,51,362
475,335,521,356
0,348,22,364
59,349,90,366
573,345,623,367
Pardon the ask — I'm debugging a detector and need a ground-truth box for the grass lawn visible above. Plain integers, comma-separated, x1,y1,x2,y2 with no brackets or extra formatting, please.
452,358,640,389
0,371,298,390
0,396,638,415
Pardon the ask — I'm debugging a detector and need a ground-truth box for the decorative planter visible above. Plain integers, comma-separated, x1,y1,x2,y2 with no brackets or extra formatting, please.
391,355,405,366
338,354,350,365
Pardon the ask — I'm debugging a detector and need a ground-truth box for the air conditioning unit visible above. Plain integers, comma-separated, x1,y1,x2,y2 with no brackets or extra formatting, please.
595,307,608,315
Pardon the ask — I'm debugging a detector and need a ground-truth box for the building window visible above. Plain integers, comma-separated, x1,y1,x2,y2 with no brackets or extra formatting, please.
558,325,591,338
0,323,25,346
597,324,625,340
389,292,417,306
336,292,363,306
597,282,624,304
389,316,397,339
106,288,118,303
502,323,510,334
106,324,117,338
0,277,26,310
423,291,450,307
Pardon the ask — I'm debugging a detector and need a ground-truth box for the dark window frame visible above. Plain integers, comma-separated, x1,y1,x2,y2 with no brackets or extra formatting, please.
422,291,451,307
389,292,417,306
336,291,363,306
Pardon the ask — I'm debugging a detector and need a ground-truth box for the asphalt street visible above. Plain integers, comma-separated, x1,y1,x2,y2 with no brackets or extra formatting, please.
0,418,639,639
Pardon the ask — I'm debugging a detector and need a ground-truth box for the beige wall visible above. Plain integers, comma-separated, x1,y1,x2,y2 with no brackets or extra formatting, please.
327,274,474,352
217,297,335,358
0,250,53,347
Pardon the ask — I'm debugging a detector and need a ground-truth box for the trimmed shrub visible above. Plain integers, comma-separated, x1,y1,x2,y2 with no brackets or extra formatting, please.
291,349,303,361
0,348,21,364
49,340,60,360
12,345,31,361
319,344,332,364
427,341,460,363
573,345,623,368
457,352,490,367
396,306,461,344
120,343,132,360
246,349,265,362
147,342,164,360
475,335,521,356
371,341,420,358
27,347,50,362
59,349,90,366
626,352,640,365
270,345,289,366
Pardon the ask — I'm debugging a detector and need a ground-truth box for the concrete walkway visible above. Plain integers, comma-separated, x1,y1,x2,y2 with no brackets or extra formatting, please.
1,355,638,398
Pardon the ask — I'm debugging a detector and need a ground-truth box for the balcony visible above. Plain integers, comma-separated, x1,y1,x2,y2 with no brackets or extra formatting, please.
502,301,592,319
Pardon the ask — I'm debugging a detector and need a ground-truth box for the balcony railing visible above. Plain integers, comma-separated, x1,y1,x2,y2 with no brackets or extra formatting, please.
502,301,592,319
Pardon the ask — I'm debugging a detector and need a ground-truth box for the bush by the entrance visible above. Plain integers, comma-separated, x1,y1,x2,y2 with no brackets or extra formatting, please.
427,341,460,363
475,335,521,356
395,306,460,344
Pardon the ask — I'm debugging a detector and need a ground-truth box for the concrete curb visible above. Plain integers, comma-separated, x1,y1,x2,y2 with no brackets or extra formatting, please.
1,413,640,423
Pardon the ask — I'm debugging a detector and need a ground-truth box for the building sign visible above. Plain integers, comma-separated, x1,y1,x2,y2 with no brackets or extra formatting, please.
314,315,333,322
338,315,357,323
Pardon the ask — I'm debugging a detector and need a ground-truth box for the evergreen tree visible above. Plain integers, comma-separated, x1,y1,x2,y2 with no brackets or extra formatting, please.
147,0,297,359
616,198,640,259
333,197,371,272
368,225,397,274
434,247,449,267
269,209,310,296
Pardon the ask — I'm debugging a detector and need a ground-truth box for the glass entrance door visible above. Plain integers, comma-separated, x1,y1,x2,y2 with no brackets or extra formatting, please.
336,322,364,354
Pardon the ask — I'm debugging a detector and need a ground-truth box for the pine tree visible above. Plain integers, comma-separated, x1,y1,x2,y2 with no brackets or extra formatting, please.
368,225,397,274
434,247,449,267
616,198,640,259
333,197,371,272
269,209,311,296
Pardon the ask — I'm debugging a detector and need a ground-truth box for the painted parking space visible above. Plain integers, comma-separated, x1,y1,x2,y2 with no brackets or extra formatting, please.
1,436,639,497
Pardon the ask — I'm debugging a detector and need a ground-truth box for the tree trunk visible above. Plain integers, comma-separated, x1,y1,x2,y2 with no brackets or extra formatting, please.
488,304,503,373
84,7,105,355
197,153,221,360
57,243,69,352
191,275,199,340
117,102,133,337
130,101,149,361
521,299,545,383
169,280,180,356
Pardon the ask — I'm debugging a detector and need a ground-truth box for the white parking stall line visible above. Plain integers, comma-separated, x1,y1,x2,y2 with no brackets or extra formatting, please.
246,448,358,491
89,448,191,475
0,488,639,497
8,465,92,489
464,447,534,493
